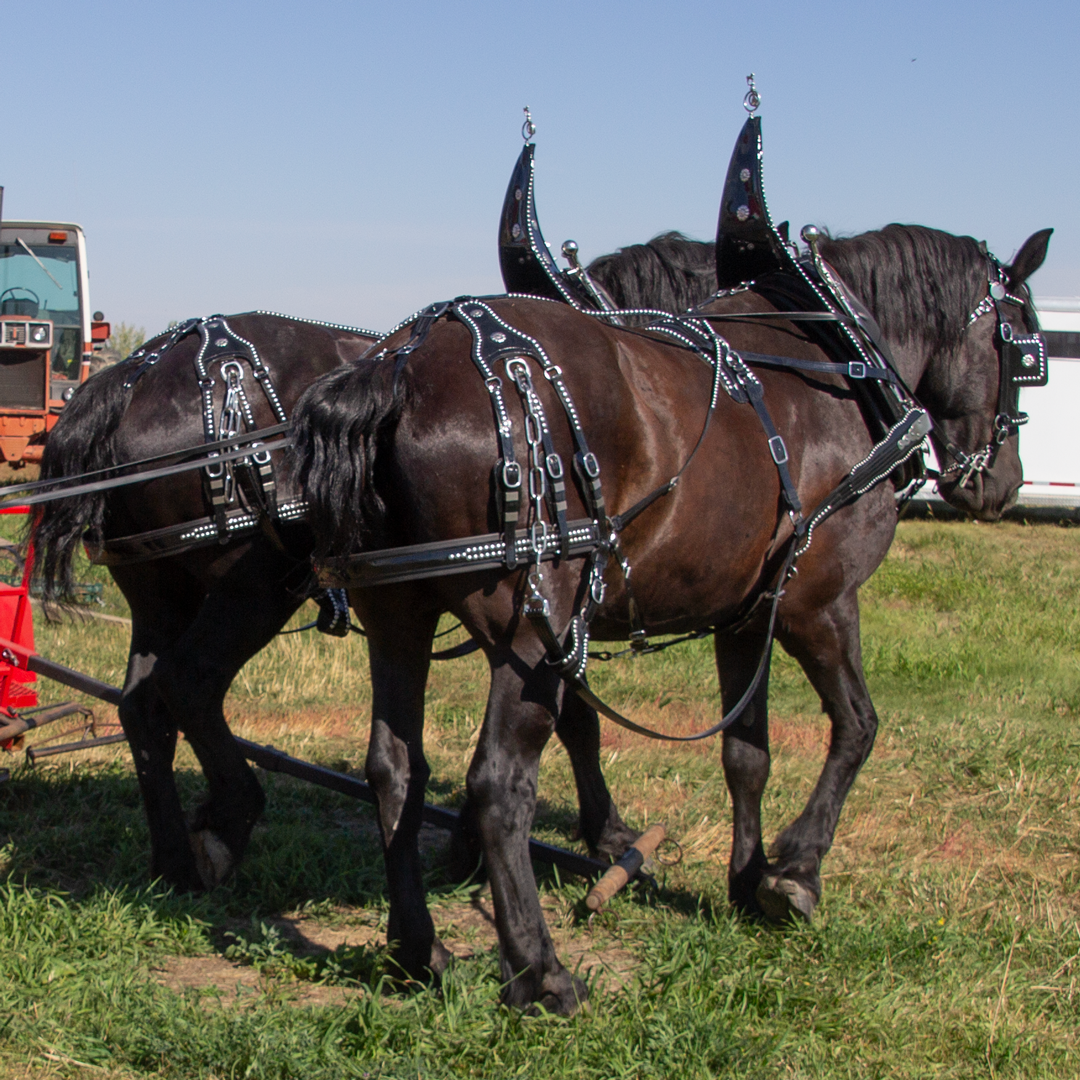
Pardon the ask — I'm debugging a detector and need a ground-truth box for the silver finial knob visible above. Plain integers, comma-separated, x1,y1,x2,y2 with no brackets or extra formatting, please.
743,74,761,115
522,106,536,143
561,239,587,272
801,224,822,250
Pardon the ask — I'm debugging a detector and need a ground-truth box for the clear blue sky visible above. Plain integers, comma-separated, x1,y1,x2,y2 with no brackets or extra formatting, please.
4,0,1076,336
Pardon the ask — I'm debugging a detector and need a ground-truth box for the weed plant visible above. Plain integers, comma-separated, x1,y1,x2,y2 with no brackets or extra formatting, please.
0,520,1078,1077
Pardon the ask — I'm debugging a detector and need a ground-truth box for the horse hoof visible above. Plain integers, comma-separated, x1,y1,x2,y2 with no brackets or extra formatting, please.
756,874,816,925
190,829,234,888
594,820,641,864
391,937,453,985
528,973,589,1017
430,937,453,977
504,969,588,1017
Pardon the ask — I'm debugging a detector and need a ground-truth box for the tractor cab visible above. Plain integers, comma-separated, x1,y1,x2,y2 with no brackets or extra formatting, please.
0,219,108,465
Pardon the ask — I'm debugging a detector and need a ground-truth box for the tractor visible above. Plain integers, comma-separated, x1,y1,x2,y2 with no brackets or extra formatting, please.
0,186,109,466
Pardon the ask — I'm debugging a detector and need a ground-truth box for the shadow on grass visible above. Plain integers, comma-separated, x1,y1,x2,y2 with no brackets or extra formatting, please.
1,750,739,952
0,759,390,922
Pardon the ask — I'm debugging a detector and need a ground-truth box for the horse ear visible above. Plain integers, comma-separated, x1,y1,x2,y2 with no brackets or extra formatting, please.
1006,228,1053,287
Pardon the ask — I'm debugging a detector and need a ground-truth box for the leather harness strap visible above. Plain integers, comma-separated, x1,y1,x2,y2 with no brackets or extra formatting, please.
0,424,291,509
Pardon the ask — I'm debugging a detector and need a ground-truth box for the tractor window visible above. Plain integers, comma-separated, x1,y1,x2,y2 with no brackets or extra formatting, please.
0,242,83,376
0,243,80,321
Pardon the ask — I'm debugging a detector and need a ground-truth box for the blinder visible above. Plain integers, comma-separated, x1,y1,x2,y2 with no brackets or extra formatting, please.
981,254,1048,439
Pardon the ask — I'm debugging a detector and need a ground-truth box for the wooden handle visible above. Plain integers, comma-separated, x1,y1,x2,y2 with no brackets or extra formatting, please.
585,824,666,911
0,716,31,744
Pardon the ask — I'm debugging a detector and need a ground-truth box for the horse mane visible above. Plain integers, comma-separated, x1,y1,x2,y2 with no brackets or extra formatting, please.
586,224,1021,352
586,231,717,313
818,225,995,356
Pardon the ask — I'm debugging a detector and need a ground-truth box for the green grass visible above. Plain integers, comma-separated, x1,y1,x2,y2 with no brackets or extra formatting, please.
1,520,1079,1077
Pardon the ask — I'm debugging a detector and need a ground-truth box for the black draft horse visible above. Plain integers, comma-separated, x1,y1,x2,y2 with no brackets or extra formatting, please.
33,315,378,891
293,225,1050,1014
28,234,753,895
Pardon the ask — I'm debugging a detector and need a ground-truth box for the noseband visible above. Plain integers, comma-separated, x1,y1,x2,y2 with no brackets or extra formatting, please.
936,251,1047,487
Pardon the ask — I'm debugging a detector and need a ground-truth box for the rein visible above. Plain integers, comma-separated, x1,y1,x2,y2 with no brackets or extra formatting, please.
0,425,292,510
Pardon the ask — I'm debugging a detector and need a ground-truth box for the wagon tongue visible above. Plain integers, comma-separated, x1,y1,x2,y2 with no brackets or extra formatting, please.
715,110,798,289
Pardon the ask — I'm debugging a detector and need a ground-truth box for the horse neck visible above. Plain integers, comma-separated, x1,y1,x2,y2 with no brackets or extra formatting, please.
878,332,936,398
818,227,988,415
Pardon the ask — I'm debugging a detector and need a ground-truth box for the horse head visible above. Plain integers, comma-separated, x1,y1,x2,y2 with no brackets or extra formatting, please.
928,228,1052,520
822,225,1052,521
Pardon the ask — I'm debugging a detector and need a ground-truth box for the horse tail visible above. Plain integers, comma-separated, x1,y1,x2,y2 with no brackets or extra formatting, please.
291,359,401,559
32,363,135,600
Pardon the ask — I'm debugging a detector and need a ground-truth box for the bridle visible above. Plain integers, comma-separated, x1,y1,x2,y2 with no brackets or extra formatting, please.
933,249,1047,488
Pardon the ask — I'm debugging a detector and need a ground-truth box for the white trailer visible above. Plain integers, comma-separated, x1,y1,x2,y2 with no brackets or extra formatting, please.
1012,299,1080,511
911,298,1080,516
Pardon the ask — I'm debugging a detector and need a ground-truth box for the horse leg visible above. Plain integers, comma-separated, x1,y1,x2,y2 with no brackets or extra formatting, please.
449,689,636,879
716,627,775,916
466,646,587,1015
152,566,304,887
554,691,637,859
112,564,205,891
351,587,451,981
759,589,877,923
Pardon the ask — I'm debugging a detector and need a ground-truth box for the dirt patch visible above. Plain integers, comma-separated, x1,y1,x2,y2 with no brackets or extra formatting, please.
931,824,989,862
597,702,720,753
153,954,264,997
596,706,831,759
155,887,637,1004
272,888,637,987
152,954,364,1009
770,713,830,755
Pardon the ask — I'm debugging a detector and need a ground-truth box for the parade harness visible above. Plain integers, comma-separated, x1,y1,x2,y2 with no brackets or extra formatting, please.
0,92,1048,741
